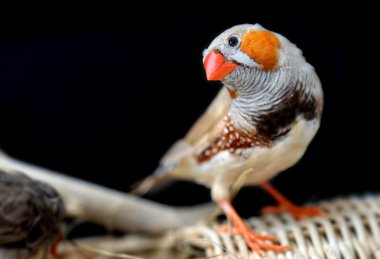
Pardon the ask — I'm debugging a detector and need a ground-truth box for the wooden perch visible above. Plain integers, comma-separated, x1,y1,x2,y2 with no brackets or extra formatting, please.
0,151,214,233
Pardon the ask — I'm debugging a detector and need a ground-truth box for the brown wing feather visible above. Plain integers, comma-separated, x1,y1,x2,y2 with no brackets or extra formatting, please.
184,87,231,143
133,87,231,195
159,87,231,167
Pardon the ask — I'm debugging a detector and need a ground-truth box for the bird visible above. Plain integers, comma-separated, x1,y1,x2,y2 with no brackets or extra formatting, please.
0,170,65,259
135,23,324,255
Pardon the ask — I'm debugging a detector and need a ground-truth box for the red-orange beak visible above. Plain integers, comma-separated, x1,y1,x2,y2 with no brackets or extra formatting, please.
204,51,238,81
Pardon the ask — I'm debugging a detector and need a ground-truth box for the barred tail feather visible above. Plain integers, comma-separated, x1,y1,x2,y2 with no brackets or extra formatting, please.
131,166,174,195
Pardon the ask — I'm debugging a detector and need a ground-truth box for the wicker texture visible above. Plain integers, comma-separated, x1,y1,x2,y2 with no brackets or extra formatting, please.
57,195,380,259
183,195,380,258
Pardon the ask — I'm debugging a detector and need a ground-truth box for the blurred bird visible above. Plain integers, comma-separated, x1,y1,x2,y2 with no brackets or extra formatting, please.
136,24,323,255
0,170,65,259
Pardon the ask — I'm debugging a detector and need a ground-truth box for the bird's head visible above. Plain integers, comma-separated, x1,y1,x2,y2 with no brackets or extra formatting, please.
203,24,307,88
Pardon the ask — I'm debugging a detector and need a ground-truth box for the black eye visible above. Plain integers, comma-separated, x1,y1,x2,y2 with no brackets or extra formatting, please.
228,36,239,47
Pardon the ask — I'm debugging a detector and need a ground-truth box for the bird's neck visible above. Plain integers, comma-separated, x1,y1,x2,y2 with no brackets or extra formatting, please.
223,66,322,139
224,68,292,131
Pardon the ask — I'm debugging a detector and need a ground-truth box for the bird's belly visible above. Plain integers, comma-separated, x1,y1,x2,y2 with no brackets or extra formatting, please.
188,118,319,187
246,118,320,184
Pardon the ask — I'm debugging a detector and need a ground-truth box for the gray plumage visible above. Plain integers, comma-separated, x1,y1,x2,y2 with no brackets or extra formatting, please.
0,170,65,259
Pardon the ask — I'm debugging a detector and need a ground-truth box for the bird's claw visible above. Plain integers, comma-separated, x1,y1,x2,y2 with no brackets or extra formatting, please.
217,224,290,256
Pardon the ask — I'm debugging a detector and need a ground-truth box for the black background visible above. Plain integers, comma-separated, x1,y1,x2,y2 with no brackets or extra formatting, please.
0,6,378,224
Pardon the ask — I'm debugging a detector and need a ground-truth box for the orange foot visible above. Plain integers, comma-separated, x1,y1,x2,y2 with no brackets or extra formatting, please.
219,199,291,256
260,182,325,219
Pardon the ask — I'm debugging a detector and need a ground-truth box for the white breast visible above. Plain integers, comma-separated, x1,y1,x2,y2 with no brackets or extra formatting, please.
177,117,320,189
244,117,320,184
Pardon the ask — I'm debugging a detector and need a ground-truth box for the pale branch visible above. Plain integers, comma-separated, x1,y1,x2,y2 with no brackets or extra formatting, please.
0,151,214,233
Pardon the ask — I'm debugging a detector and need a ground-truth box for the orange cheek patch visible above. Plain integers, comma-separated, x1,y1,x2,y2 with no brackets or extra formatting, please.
240,30,280,70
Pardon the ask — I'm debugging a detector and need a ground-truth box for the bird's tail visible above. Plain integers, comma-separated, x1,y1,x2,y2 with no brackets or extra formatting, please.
131,166,174,195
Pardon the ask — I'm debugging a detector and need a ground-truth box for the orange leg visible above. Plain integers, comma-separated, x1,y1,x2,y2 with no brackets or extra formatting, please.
260,182,325,219
218,199,290,256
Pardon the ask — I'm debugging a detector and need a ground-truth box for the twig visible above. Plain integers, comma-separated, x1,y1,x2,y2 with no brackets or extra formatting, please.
0,151,214,233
